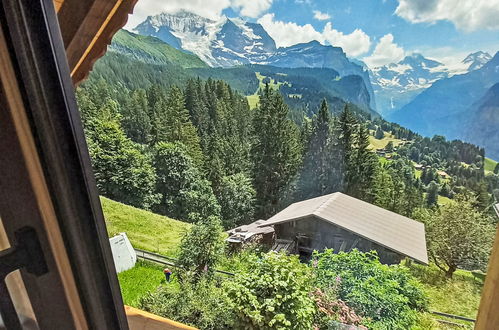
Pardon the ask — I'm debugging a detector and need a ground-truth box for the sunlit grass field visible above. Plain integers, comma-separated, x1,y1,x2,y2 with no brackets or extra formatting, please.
118,260,165,307
485,157,498,173
368,132,403,150
101,197,191,257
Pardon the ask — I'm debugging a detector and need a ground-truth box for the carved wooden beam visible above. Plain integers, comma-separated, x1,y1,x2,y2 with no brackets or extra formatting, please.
56,0,138,85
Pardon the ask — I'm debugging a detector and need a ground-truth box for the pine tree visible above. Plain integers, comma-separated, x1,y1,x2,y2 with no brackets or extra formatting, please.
148,85,169,145
122,89,151,144
375,126,384,139
426,181,439,207
297,100,343,199
476,181,490,211
252,85,302,218
338,105,358,192
348,124,378,202
494,163,499,175
385,141,394,152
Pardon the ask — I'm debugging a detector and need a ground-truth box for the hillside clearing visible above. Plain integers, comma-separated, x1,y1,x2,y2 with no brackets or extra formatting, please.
368,132,403,150
101,197,191,256
247,72,291,109
246,94,260,109
485,157,497,173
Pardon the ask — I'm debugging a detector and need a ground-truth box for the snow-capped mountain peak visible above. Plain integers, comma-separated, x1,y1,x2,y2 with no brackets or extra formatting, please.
369,53,450,115
135,11,276,67
133,11,377,109
462,51,492,71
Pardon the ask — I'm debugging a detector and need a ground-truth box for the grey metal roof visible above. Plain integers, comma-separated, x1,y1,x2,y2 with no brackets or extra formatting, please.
227,219,275,242
260,192,429,264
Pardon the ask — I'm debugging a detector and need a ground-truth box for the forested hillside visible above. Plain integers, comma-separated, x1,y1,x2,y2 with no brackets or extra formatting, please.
91,29,375,114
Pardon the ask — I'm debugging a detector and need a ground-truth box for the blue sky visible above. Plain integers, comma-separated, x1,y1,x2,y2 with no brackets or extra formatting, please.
125,0,499,67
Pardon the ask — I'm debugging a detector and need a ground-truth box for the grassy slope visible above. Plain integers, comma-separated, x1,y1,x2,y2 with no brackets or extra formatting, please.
101,197,191,257
408,263,482,328
485,157,498,173
111,30,207,69
118,260,165,307
246,72,288,109
368,132,403,150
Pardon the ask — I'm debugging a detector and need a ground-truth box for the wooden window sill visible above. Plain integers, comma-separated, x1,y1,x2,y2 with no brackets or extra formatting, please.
125,306,197,330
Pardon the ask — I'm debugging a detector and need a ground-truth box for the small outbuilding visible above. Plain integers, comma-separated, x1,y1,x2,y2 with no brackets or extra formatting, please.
259,192,428,265
227,220,275,246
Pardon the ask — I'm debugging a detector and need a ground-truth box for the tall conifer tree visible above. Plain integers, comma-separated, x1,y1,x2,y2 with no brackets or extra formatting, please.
252,85,301,218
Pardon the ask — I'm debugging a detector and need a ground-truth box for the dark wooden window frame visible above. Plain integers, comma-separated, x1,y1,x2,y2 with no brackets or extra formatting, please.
0,0,127,328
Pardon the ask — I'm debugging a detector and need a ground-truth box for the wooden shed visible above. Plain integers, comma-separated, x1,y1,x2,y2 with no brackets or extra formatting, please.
259,192,429,265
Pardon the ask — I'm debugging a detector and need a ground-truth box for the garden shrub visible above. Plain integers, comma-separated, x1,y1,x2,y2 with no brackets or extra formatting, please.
312,249,428,329
139,277,234,329
176,215,226,278
227,252,315,329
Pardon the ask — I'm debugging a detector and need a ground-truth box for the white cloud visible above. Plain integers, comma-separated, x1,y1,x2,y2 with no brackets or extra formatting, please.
232,0,273,18
323,23,371,57
257,14,372,57
125,0,230,29
125,0,272,29
313,10,331,21
258,13,324,47
395,0,499,31
363,34,405,67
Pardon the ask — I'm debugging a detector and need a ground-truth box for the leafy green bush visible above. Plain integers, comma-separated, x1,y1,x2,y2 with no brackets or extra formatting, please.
176,215,226,278
217,173,256,229
152,142,220,222
312,249,428,329
227,252,315,329
139,277,234,329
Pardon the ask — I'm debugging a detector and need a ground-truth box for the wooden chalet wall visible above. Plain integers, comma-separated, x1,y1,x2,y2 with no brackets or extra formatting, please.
274,217,403,264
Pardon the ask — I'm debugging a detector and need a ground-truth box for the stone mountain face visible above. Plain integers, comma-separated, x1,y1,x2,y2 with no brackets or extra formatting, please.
133,11,376,109
388,52,499,143
464,83,499,159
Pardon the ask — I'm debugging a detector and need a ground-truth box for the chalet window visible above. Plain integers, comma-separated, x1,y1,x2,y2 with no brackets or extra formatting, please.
0,0,126,328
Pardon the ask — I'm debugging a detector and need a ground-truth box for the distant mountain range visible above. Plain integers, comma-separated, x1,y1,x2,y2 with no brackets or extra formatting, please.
133,10,376,109
370,52,493,115
389,52,499,158
462,51,493,72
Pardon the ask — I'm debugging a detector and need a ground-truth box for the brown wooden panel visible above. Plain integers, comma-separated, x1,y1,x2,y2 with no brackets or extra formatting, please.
125,306,197,330
53,0,63,11
476,225,499,329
